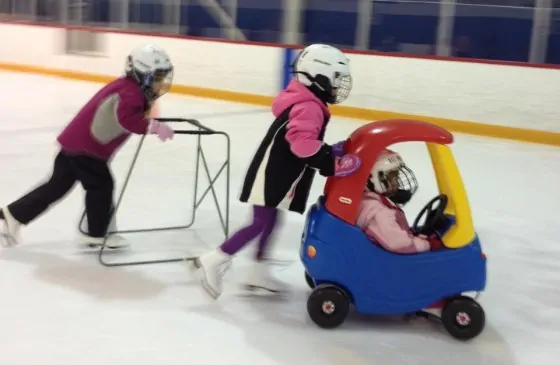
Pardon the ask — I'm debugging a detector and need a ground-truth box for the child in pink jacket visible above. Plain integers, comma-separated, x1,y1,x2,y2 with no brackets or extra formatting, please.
193,44,362,300
356,149,443,254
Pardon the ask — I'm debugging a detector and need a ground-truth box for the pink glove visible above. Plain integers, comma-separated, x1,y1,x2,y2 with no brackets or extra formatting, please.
334,154,361,177
148,120,174,141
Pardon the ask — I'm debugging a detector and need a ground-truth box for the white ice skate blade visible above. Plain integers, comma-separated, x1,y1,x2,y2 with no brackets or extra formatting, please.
236,284,290,300
76,241,130,253
196,270,222,300
186,259,199,275
78,232,131,249
189,258,222,300
0,233,18,247
77,243,112,250
265,257,296,267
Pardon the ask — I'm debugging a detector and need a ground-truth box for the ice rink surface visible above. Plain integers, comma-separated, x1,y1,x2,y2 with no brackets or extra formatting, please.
0,72,559,365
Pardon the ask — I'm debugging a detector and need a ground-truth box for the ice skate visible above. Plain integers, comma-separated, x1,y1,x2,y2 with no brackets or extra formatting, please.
78,233,130,250
241,260,289,295
192,248,232,299
80,214,118,234
78,214,127,249
0,207,22,246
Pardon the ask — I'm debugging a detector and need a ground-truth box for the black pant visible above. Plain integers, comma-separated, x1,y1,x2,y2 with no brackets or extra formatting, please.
7,150,114,238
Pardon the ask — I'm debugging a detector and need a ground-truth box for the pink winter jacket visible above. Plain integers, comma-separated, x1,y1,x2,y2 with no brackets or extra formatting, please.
356,191,431,254
272,79,330,158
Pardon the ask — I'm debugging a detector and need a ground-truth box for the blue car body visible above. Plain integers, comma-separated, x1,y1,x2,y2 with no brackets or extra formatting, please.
300,197,487,315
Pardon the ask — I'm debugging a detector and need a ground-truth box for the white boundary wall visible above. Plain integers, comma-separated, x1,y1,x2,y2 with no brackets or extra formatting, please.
1,23,560,132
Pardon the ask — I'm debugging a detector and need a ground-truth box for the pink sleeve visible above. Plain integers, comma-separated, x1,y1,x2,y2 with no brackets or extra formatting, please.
285,101,325,157
362,203,430,254
116,90,151,135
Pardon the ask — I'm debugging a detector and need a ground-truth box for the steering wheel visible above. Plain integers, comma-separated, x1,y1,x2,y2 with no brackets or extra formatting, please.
411,194,448,236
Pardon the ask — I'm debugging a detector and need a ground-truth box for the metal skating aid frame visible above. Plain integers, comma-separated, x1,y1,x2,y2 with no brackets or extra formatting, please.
77,118,230,267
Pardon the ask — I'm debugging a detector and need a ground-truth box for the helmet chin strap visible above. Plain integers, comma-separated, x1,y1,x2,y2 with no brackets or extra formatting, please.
366,179,376,192
388,189,413,206
292,71,333,104
367,175,412,206
292,70,313,85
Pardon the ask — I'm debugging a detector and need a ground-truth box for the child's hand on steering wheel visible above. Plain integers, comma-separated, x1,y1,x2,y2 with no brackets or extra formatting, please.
419,233,443,250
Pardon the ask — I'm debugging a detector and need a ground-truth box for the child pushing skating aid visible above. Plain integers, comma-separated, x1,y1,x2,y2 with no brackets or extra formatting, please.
192,44,362,299
0,44,175,249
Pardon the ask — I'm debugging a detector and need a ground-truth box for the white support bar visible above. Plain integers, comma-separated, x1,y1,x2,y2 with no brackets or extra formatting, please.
58,0,69,24
183,0,190,34
196,0,246,40
163,0,182,34
68,0,85,25
106,0,129,28
436,0,456,57
529,0,552,64
30,0,38,21
355,0,373,50
119,0,130,28
223,0,238,40
281,0,303,45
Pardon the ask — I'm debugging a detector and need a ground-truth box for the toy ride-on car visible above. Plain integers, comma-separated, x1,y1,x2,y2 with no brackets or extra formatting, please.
300,119,487,340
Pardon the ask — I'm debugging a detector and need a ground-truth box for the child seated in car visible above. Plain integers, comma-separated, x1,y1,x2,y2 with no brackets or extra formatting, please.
356,149,443,254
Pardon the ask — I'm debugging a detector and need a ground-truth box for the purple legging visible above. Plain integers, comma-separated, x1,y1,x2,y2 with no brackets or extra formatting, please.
220,205,279,260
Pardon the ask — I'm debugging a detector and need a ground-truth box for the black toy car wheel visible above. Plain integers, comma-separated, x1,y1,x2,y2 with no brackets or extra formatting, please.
307,284,350,329
305,271,315,289
441,296,485,340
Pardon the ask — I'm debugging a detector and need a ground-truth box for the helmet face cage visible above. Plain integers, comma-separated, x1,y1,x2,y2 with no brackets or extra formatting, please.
378,165,418,198
333,73,352,104
151,68,174,98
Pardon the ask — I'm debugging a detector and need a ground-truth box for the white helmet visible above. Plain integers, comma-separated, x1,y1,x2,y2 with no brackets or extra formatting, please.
125,44,174,100
368,149,418,204
292,44,352,104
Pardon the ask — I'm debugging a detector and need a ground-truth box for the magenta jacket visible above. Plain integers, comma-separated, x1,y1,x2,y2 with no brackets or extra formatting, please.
57,77,151,160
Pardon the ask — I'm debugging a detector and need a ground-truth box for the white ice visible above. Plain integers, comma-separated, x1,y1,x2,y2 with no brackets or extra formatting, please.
0,72,559,365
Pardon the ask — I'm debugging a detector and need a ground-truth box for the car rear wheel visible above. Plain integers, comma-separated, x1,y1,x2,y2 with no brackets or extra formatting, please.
441,296,485,340
307,284,350,329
